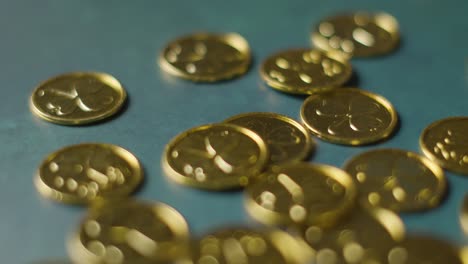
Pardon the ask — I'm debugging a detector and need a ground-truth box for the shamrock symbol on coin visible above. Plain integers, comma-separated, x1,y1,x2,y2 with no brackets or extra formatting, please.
433,129,468,165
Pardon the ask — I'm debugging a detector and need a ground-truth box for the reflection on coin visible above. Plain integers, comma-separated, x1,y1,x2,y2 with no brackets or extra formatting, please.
34,143,142,204
260,48,351,94
461,195,468,235
159,32,251,82
344,149,446,212
30,72,126,125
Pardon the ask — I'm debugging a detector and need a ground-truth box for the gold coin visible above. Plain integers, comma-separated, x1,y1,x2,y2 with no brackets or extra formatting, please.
260,48,352,95
300,88,398,145
461,195,468,235
225,112,314,166
420,117,468,175
159,32,251,82
34,143,142,204
312,12,400,57
68,199,190,264
30,72,126,125
245,163,356,227
343,149,446,212
162,123,268,190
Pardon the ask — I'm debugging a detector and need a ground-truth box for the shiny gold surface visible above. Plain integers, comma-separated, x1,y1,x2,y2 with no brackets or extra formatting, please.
162,123,268,190
344,149,446,212
159,32,251,82
30,72,126,125
300,88,398,145
225,112,314,166
34,143,142,204
260,48,352,95
312,12,400,57
461,195,468,235
245,163,356,226
420,117,468,175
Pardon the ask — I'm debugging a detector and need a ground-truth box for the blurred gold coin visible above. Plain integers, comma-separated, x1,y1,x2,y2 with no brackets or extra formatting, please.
225,112,314,166
344,149,446,212
159,32,251,82
260,48,351,95
312,12,400,57
420,117,468,175
300,88,398,145
162,123,268,190
34,143,142,204
245,163,356,226
68,199,190,264
30,72,126,125
461,195,468,235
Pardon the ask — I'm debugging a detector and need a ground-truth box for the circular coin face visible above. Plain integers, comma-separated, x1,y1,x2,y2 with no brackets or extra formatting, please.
34,143,143,204
343,149,446,212
30,72,126,125
225,112,314,166
260,48,352,94
300,88,398,145
162,123,268,190
159,32,251,82
312,12,400,57
420,117,468,175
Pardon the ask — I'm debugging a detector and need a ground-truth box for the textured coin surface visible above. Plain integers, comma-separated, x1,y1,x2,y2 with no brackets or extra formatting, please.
260,48,352,94
312,12,400,57
301,88,398,145
245,163,356,226
162,123,268,190
159,32,251,82
461,195,468,235
30,72,126,125
34,143,142,204
225,112,314,166
344,149,446,212
420,117,468,175
68,199,189,264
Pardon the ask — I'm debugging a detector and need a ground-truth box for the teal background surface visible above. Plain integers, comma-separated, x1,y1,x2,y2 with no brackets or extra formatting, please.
0,0,467,262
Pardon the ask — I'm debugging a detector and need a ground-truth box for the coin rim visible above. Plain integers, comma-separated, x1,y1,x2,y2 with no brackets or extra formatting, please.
461,194,468,235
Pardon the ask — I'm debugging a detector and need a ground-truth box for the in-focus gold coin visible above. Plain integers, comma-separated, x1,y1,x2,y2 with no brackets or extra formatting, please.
68,199,189,264
159,32,251,82
461,195,468,235
162,123,268,190
30,72,126,125
300,88,398,145
312,12,400,57
260,48,352,94
34,143,142,204
344,149,446,212
245,163,356,227
420,117,468,175
225,112,314,166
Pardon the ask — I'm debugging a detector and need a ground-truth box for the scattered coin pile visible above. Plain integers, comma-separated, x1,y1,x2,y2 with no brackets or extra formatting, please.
29,11,467,264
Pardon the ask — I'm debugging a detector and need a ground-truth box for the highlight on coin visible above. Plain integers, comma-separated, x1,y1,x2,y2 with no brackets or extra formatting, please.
461,195,468,235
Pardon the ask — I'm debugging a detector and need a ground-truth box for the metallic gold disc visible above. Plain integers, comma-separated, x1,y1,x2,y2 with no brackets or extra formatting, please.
312,12,400,57
260,48,352,95
30,72,127,125
420,117,468,175
159,32,251,82
245,163,356,227
300,88,398,145
68,199,190,264
225,112,314,166
461,195,468,235
34,143,142,204
343,149,446,212
162,123,269,190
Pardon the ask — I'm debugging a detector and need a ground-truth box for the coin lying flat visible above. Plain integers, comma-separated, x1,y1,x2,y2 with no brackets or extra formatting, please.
159,32,251,82
260,48,352,95
312,12,400,57
68,199,190,264
245,163,356,227
343,149,446,212
162,123,268,190
30,72,127,125
34,143,142,204
225,112,314,166
420,117,468,175
461,195,468,235
300,88,398,145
